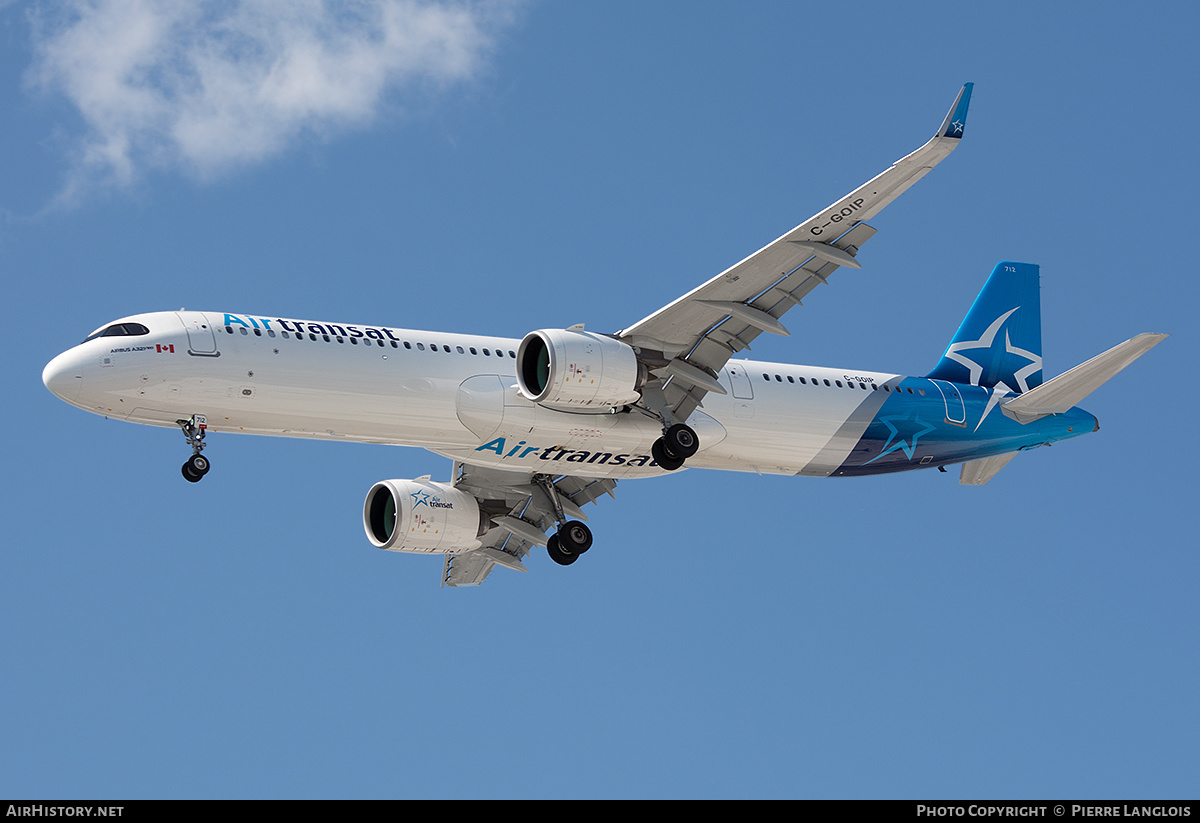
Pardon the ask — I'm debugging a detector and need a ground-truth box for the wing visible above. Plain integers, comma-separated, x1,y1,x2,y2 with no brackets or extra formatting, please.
618,83,974,424
441,461,617,587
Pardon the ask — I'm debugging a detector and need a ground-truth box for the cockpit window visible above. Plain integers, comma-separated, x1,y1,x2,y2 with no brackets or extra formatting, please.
83,322,151,343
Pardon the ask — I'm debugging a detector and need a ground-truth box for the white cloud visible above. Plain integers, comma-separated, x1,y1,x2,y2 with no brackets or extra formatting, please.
27,0,515,203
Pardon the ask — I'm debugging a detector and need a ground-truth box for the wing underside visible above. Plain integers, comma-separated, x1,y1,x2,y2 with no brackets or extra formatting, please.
619,83,974,425
442,462,617,587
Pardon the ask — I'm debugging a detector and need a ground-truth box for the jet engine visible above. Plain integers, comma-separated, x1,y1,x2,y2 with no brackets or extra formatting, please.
363,479,489,554
516,329,645,411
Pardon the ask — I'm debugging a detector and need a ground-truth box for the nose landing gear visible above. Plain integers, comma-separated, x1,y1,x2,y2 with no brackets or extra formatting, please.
177,415,210,483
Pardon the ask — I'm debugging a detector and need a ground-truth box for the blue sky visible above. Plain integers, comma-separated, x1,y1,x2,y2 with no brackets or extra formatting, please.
2,1,1197,799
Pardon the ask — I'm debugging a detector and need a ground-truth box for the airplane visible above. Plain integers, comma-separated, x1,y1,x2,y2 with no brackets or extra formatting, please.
42,83,1166,586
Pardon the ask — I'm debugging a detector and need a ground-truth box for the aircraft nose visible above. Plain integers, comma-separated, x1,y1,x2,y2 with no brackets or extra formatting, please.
43,348,85,403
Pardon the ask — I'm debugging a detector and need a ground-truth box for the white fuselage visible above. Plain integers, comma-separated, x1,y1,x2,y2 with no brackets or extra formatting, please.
44,310,909,479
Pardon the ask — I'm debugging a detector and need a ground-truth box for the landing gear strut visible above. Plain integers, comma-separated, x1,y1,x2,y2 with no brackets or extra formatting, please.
534,474,593,566
652,422,698,472
177,415,210,483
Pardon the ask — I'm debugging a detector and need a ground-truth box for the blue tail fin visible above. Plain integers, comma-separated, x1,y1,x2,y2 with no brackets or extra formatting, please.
926,261,1044,393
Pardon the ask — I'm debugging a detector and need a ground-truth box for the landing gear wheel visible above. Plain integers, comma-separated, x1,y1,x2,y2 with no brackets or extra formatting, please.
558,520,593,554
546,534,578,566
185,454,210,478
182,460,203,482
663,423,699,459
652,438,686,471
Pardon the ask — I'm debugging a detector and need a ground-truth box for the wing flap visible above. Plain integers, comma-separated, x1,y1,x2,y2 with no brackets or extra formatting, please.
442,547,498,587
441,463,618,587
662,223,880,421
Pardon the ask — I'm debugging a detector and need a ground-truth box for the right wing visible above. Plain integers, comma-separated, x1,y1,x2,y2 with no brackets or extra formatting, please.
441,462,617,587
618,83,974,425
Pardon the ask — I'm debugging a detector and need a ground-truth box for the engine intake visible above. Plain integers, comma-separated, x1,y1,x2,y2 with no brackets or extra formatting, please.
363,479,487,554
516,329,643,411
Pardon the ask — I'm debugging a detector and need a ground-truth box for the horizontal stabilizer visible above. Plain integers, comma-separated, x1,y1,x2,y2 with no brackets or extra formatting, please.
1002,333,1167,424
960,452,1018,485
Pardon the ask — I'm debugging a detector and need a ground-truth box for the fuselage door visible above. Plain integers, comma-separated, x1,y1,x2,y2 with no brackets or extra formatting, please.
931,379,966,426
176,312,218,356
724,363,754,400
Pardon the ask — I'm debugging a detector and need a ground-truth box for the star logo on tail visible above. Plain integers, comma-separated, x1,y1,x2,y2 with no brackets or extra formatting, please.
943,307,1042,392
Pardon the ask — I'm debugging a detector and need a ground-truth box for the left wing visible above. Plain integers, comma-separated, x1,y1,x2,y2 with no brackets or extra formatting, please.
441,462,617,587
618,83,974,425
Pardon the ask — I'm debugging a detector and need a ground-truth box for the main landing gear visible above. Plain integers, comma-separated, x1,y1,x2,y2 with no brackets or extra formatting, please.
539,422,699,567
534,474,594,566
546,521,593,566
651,422,698,472
177,415,210,483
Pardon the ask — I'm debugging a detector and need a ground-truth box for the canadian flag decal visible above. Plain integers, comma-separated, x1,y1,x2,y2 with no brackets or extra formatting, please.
156,344,175,353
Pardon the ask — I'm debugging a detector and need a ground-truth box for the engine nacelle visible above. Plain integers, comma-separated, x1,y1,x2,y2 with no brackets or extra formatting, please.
516,329,643,411
363,479,487,554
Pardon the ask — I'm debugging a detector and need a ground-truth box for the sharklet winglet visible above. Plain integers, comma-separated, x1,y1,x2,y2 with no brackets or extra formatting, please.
937,82,973,139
